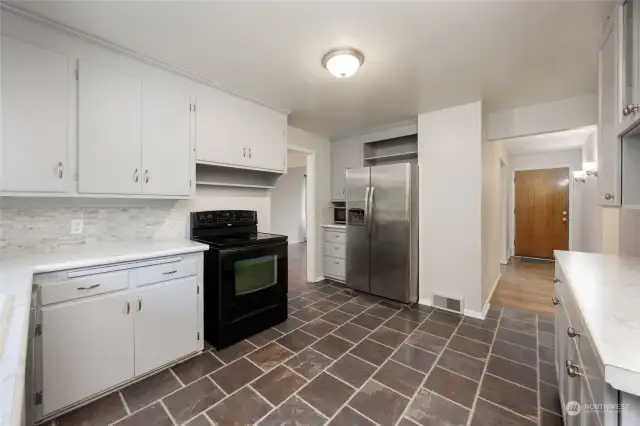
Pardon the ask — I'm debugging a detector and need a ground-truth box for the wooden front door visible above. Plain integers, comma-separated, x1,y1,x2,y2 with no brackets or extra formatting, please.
515,168,570,259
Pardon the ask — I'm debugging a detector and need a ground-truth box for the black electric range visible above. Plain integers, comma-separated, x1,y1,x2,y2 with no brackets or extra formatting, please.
191,210,288,349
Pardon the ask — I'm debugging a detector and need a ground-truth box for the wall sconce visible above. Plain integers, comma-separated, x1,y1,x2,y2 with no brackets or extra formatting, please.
573,170,586,183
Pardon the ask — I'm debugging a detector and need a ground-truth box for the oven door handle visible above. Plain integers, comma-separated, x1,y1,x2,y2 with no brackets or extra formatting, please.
219,241,287,254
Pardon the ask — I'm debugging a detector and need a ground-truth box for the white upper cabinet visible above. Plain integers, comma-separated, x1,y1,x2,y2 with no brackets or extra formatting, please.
196,87,286,172
1,37,71,193
619,0,638,130
331,140,363,201
141,81,191,196
78,61,142,195
599,11,622,206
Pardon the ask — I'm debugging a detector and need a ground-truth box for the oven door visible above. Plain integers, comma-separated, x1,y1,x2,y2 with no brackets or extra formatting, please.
219,241,288,322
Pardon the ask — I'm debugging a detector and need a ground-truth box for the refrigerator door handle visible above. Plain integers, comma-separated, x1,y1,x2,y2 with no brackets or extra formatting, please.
368,186,375,235
364,186,371,231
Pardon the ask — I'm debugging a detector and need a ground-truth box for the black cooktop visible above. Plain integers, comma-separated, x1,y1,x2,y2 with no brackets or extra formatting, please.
195,232,287,249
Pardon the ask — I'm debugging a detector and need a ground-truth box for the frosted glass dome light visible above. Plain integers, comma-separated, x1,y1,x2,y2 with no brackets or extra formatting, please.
322,49,364,78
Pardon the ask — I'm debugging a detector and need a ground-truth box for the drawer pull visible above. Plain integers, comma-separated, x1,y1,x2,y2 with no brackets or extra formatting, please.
567,327,580,338
553,277,560,284
162,270,178,275
77,284,101,290
552,297,562,306
567,364,581,378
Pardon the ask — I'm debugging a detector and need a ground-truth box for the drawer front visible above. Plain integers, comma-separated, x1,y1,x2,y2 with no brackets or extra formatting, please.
324,231,346,244
131,258,198,287
324,256,346,278
39,270,129,306
324,242,346,259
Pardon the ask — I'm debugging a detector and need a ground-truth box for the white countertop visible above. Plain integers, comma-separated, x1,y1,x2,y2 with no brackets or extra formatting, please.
322,224,346,230
0,240,209,426
555,250,640,396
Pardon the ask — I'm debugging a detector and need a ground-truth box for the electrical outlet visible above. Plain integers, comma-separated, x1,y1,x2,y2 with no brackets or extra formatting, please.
70,219,84,235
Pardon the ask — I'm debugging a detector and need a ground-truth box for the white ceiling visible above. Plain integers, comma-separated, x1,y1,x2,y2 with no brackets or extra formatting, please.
10,1,612,138
504,126,596,156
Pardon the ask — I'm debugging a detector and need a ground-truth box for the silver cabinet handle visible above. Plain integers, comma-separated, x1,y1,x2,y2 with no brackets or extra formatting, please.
623,104,640,116
552,297,562,306
243,148,246,158
567,327,580,338
77,284,100,290
565,360,575,368
249,148,252,159
138,297,142,312
334,261,339,265
163,270,178,275
57,162,64,179
567,363,581,378
604,193,614,201
144,170,149,183
133,168,139,183
553,277,560,284
126,300,131,315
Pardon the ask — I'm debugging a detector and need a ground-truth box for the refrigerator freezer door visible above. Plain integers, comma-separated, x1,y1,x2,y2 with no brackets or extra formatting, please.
369,163,413,302
346,167,370,293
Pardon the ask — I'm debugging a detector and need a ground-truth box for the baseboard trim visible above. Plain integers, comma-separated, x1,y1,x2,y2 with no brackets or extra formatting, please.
312,276,325,283
463,308,486,320
479,274,502,320
500,260,508,265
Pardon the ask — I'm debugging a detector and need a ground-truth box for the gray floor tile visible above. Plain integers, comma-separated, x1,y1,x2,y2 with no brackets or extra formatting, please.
539,362,558,387
333,322,371,343
258,396,326,426
538,345,554,364
274,317,305,334
540,382,562,415
328,406,377,426
289,296,314,311
447,335,491,361
309,299,341,313
321,309,354,326
437,349,485,382
246,342,294,371
251,365,307,405
285,348,334,380
429,310,463,327
486,308,502,320
456,324,494,345
471,398,536,426
172,352,223,385
311,334,354,359
501,317,537,336
292,306,325,322
540,409,563,426
406,330,448,354
350,313,386,330
374,360,425,397
213,340,257,364
364,305,399,320
424,367,478,408
383,317,420,334
492,340,537,368
480,374,538,421
298,372,355,417
112,403,173,426
502,308,536,324
394,308,430,323
406,388,469,426
392,344,437,374
339,302,368,316
349,380,409,426
539,331,555,348
463,317,498,331
53,392,127,426
206,387,272,426
121,369,181,412
487,355,537,391
538,320,555,334
418,320,456,339
276,329,318,353
184,414,212,426
326,292,356,305
369,326,408,348
247,328,284,348
300,318,337,338
328,353,377,388
162,377,225,425
350,338,395,366
210,357,263,394
495,328,537,350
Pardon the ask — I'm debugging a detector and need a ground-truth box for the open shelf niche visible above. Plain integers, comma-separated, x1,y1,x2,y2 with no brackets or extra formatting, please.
363,134,418,166
195,162,282,189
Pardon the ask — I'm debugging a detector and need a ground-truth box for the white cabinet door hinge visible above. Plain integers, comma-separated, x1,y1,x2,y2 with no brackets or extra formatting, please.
34,323,42,337
34,391,43,406
197,332,200,341
75,69,79,81
197,286,200,295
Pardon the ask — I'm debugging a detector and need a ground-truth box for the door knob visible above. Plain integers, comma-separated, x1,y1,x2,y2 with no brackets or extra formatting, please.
562,218,568,222
604,193,615,201
562,211,567,215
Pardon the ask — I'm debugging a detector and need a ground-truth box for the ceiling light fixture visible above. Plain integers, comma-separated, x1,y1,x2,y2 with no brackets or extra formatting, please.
322,48,364,78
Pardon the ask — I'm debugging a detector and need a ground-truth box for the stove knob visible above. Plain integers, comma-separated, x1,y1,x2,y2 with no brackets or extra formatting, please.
197,213,206,222
206,213,213,222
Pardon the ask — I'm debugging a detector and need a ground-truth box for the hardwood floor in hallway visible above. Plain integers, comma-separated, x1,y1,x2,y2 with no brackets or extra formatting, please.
491,258,555,316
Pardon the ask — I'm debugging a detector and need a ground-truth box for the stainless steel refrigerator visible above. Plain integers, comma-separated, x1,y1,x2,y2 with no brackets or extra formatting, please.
345,162,418,303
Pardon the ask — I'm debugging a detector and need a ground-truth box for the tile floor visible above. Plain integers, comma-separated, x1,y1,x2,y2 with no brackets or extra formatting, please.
47,279,562,426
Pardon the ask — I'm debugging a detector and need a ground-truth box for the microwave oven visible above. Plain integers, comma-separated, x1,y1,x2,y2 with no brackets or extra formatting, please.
334,207,346,224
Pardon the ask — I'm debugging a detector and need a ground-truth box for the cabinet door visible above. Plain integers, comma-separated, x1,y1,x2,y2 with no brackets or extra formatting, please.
247,104,287,172
141,81,191,196
599,16,622,206
41,292,134,416
566,339,582,426
619,1,638,129
195,89,246,167
134,276,199,376
331,141,362,201
1,37,70,193
78,61,142,194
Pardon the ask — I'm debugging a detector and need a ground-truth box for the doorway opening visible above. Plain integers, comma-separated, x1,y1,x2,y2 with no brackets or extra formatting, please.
270,147,315,287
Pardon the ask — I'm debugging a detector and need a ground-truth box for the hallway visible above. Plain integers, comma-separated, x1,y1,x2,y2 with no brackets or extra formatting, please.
491,258,555,316
288,242,308,289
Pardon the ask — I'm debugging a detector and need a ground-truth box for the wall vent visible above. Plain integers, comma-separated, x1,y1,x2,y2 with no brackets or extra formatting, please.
433,295,463,314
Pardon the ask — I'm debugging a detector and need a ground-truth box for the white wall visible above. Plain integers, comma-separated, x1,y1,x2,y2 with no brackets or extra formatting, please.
507,149,583,255
488,95,597,141
481,140,504,311
418,101,484,316
581,175,602,253
288,126,331,282
332,119,417,144
271,166,306,243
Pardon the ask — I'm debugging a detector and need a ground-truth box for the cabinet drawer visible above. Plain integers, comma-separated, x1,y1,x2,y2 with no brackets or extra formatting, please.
324,231,346,244
324,256,346,278
38,270,129,306
324,242,346,259
131,258,198,287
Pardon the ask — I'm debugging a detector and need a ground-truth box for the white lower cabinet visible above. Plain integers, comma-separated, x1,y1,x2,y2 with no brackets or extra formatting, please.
134,276,199,376
41,291,134,416
35,254,203,421
323,227,347,282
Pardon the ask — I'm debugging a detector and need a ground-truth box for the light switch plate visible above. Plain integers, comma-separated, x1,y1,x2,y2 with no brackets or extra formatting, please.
70,219,84,235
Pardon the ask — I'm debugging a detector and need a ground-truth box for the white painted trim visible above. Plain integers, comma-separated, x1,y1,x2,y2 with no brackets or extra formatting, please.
0,2,290,115
500,260,509,265
288,144,317,284
331,118,417,142
510,165,575,257
313,276,325,283
463,307,486,320
479,274,501,320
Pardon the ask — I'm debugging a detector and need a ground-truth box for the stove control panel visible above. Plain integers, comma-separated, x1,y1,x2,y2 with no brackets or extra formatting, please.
192,210,257,227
